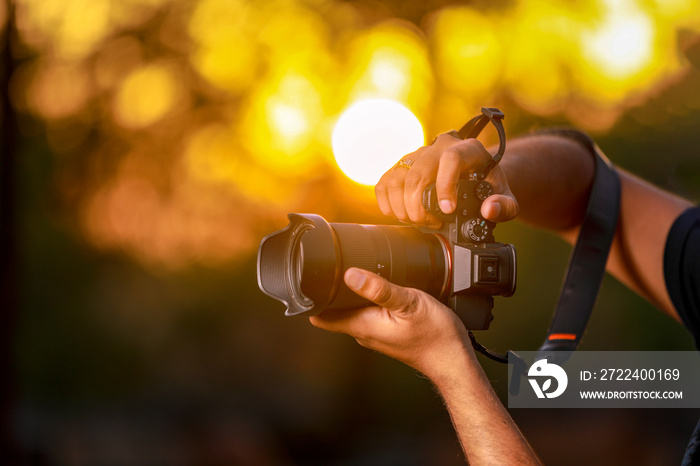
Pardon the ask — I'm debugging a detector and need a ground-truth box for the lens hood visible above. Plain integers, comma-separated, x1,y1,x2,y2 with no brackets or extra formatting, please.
257,213,339,316
257,214,451,317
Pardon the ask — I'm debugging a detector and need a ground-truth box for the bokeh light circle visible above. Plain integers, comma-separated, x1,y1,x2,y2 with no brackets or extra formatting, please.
332,98,424,186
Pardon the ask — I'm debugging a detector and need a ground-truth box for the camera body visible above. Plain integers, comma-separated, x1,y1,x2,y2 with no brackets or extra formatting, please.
421,178,516,329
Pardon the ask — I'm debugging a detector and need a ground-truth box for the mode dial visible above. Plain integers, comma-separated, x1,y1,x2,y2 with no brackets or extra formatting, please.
463,218,491,242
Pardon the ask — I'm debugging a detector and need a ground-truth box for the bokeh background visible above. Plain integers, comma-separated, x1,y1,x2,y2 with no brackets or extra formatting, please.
3,0,700,464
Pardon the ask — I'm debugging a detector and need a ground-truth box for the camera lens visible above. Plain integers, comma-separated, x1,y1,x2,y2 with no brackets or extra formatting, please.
258,214,451,316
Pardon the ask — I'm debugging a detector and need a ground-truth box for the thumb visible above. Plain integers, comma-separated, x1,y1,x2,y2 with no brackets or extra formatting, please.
481,194,519,223
344,268,416,311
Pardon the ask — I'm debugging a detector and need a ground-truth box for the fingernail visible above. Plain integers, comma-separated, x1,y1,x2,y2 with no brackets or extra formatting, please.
345,268,366,290
439,199,454,213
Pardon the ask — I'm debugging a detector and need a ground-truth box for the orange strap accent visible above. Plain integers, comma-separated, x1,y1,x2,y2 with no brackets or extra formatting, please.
548,333,577,341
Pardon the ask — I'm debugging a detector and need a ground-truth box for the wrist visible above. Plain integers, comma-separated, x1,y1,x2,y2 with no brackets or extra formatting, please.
421,337,479,387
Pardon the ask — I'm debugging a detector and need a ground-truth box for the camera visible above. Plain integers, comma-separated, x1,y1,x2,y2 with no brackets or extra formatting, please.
257,177,516,330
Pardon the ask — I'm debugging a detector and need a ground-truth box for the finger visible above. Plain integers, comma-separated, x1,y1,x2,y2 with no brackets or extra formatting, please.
435,139,494,214
384,168,409,222
344,267,417,311
309,306,369,334
402,133,460,226
375,171,395,218
403,152,442,225
434,147,462,214
309,267,413,338
481,193,519,223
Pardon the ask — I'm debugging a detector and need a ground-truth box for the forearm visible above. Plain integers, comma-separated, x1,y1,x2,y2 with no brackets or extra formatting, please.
499,133,692,319
428,348,541,465
499,134,595,233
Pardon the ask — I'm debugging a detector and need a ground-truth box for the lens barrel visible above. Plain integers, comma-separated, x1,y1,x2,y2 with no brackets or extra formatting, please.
257,214,450,316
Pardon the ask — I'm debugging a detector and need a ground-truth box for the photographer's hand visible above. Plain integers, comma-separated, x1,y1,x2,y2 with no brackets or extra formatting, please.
309,267,469,378
310,268,541,465
375,133,519,228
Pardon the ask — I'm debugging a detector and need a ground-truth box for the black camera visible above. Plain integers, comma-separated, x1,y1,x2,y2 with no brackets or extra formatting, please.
257,108,516,330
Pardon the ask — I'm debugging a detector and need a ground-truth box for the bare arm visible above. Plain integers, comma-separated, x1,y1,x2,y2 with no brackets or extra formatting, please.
430,339,540,465
498,136,692,319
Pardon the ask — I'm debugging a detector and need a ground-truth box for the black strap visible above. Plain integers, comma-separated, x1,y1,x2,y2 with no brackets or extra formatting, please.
457,107,506,178
536,131,621,363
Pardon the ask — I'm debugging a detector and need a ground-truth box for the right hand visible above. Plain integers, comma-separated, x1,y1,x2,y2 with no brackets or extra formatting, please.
309,267,474,379
375,132,519,228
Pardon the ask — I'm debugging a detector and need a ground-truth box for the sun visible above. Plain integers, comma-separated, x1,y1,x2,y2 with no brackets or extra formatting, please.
332,99,424,186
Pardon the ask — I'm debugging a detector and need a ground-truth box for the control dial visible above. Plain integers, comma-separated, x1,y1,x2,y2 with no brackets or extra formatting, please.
475,180,494,201
463,218,491,242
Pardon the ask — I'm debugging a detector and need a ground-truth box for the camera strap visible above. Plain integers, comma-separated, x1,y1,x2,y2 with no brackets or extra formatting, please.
535,130,621,359
455,107,506,178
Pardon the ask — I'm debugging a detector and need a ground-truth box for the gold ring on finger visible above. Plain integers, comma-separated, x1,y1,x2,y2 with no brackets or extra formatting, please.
394,158,414,170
